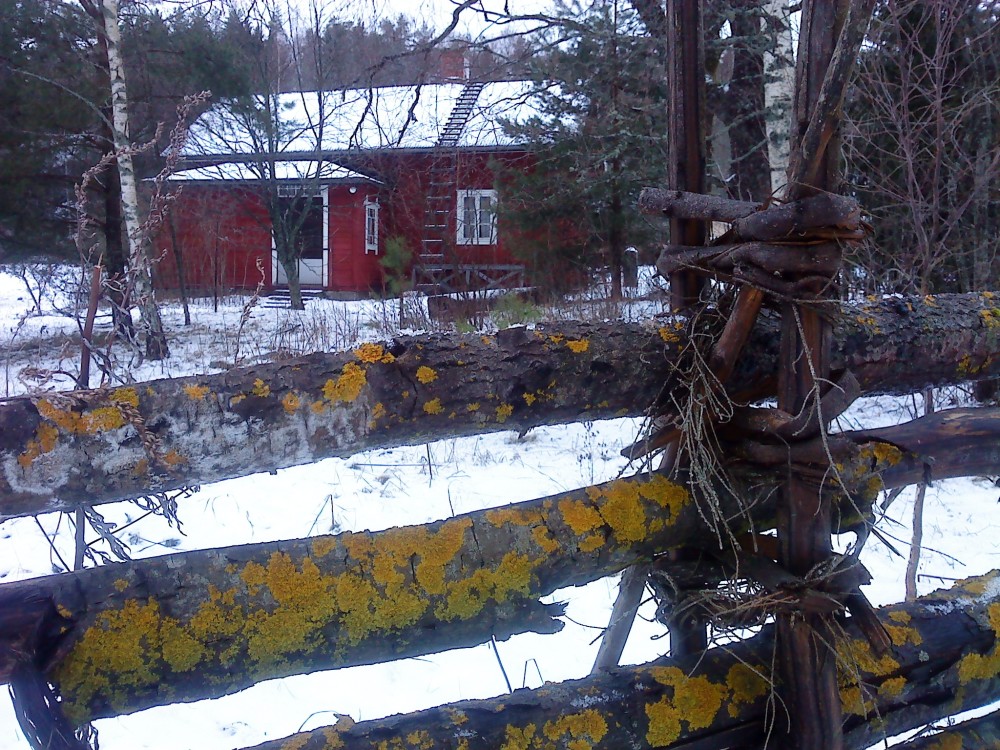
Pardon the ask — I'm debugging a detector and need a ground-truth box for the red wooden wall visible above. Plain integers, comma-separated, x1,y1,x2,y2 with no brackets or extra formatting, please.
155,186,272,293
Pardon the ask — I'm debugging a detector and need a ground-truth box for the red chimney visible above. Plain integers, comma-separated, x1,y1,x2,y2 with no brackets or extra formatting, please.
438,47,469,81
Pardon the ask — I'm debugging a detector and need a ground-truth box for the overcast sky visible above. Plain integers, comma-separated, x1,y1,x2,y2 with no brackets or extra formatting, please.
322,0,556,40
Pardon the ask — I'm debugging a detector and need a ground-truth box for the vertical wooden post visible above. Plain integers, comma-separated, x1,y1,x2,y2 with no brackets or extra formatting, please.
777,0,850,746
666,0,707,312
664,0,709,656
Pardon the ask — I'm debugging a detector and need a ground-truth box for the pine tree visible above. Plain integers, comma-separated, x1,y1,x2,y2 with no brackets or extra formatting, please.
499,0,670,298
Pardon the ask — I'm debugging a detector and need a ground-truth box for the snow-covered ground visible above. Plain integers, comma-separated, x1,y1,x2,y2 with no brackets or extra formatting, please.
0,266,997,749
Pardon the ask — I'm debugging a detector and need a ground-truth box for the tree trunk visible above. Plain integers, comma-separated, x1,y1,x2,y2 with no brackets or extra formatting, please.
720,0,771,202
100,0,169,360
762,0,795,194
215,572,1000,750
4,292,1000,518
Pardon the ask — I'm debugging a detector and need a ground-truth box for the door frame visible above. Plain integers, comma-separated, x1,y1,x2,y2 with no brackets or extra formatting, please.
271,186,329,289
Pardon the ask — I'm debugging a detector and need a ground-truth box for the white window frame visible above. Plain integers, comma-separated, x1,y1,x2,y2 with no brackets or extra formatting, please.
364,197,379,254
456,189,498,246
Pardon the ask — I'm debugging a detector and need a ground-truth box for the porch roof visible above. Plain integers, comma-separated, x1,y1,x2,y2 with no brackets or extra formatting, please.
167,160,379,184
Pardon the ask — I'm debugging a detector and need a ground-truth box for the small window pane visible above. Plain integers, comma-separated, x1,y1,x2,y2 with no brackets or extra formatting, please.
463,196,477,240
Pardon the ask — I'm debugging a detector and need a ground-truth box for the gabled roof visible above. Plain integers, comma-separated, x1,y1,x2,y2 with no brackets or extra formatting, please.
182,80,542,160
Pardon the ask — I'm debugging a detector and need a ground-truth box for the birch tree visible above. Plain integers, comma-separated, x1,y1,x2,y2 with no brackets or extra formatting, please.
97,0,169,359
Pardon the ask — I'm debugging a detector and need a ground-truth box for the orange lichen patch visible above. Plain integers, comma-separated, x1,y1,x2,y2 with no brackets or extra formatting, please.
560,499,604,537
839,636,901,678
36,399,127,434
531,525,560,554
231,394,247,406
566,339,589,353
132,458,150,476
252,379,271,398
415,366,438,384
436,552,534,621
17,423,59,468
114,578,129,592
56,511,554,721
486,506,543,528
548,334,565,345
658,327,680,344
281,392,301,414
161,450,187,467
110,387,140,408
280,735,309,750
467,402,481,412
578,534,604,553
889,610,912,624
322,726,347,749
354,342,394,364
839,685,870,716
523,393,537,406
861,441,903,469
183,384,211,401
924,295,937,306
311,537,338,558
879,676,907,698
885,622,923,647
725,663,768,717
53,598,167,722
957,602,1000,684
980,308,1000,330
406,730,435,749
584,475,690,544
81,407,127,432
501,723,538,750
495,403,514,423
541,709,608,747
322,362,367,404
481,335,494,346
645,667,726,746
446,708,469,725
423,398,444,415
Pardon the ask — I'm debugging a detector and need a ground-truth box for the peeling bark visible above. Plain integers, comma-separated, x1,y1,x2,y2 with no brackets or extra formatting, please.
229,572,1000,750
3,293,1000,518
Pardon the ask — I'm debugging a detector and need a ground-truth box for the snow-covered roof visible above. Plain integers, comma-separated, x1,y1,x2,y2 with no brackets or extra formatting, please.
182,80,542,159
167,160,376,183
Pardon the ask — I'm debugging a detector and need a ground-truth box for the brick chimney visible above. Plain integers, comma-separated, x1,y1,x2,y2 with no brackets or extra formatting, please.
438,46,470,82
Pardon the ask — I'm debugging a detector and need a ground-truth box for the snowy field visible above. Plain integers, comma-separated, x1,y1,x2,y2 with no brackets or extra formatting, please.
0,266,997,749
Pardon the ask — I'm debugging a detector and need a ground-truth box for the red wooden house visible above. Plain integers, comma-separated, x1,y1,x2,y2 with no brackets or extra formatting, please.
156,76,540,297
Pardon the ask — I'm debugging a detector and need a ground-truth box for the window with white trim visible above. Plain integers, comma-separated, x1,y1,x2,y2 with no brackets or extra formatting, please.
364,197,379,254
456,189,497,245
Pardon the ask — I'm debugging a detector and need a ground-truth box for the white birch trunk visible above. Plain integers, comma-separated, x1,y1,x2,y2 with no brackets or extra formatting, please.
762,0,796,195
101,0,169,359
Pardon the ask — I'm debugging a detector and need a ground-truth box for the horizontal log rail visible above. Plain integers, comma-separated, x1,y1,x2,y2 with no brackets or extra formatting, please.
3,293,1000,519
228,572,1000,750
